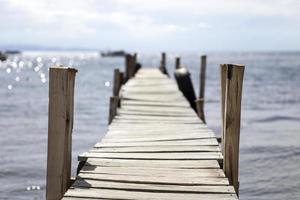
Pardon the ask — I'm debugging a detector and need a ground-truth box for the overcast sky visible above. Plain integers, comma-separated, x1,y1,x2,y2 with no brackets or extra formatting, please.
1,0,300,51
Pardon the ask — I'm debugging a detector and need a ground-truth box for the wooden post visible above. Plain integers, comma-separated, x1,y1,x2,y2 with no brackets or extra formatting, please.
174,67,197,111
161,52,166,69
120,71,124,85
175,57,180,69
125,54,136,82
199,55,206,100
195,55,207,123
159,52,168,75
195,98,205,123
222,64,245,195
220,64,227,154
108,96,119,124
46,67,77,200
113,69,121,96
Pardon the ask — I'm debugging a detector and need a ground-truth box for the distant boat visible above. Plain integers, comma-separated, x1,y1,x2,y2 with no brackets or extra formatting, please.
0,51,7,61
100,50,126,57
5,50,21,55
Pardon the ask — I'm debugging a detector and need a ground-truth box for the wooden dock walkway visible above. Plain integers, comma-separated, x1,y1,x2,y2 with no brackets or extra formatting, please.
46,54,244,200
62,68,238,200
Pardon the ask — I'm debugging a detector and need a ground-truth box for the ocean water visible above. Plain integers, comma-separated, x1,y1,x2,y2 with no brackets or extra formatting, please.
0,51,300,200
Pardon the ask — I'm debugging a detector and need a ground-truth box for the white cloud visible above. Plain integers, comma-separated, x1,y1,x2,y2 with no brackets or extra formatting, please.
1,0,300,50
3,0,194,38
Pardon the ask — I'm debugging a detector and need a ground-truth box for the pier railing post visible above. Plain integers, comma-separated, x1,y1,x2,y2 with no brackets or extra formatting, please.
120,71,125,85
46,67,77,200
125,54,136,82
221,64,245,195
174,67,197,111
159,52,168,75
113,69,122,96
220,64,227,153
195,55,207,123
108,96,119,124
175,57,181,69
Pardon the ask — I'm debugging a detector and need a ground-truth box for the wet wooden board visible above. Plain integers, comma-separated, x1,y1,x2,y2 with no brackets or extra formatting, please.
63,68,238,199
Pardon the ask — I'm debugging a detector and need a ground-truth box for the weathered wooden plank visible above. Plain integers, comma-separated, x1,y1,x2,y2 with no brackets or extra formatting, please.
80,165,225,177
104,132,215,140
95,139,219,147
79,152,223,161
121,100,190,108
119,107,194,112
105,131,215,138
91,145,220,153
106,127,214,134
121,95,186,102
102,134,215,142
84,158,220,169
77,173,229,185
108,123,209,130
72,179,235,193
118,110,196,117
64,188,238,200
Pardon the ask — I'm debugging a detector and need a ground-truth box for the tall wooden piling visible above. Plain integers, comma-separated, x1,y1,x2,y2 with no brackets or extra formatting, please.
120,72,124,85
195,55,207,123
175,57,180,69
221,64,245,195
46,67,77,200
125,54,136,82
199,55,206,100
161,52,166,68
113,69,122,96
220,64,227,153
108,96,119,124
159,52,168,75
174,67,197,111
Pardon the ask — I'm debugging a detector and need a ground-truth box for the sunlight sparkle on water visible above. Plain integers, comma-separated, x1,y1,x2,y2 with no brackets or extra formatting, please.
34,66,39,72
105,81,110,87
36,57,42,62
41,78,47,83
6,68,11,73
28,62,33,68
19,61,24,68
11,62,17,68
7,85,13,90
15,76,20,82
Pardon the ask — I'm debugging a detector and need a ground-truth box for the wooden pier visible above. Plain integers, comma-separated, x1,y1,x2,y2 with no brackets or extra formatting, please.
46,54,244,200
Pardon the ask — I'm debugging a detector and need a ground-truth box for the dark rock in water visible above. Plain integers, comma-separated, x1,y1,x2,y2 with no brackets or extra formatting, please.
0,51,7,61
100,50,126,57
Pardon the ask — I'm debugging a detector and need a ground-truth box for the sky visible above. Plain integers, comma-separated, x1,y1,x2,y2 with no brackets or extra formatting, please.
1,0,300,52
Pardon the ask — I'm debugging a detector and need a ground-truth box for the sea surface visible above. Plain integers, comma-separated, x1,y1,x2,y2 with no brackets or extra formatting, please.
0,51,300,200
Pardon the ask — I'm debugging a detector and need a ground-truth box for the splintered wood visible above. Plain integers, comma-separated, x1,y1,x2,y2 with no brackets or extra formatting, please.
63,68,238,200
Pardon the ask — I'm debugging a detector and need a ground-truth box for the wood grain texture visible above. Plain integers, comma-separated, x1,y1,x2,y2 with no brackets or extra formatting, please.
223,64,244,195
47,67,77,200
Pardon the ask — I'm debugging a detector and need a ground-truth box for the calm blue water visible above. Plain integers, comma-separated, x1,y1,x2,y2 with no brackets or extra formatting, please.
0,51,300,200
